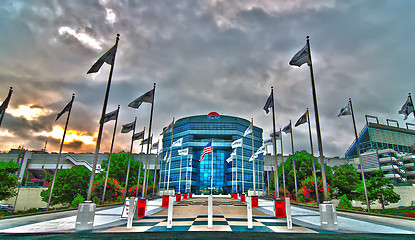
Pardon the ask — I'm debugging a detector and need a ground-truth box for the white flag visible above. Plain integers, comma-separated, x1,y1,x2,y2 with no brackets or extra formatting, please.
243,124,252,137
226,156,233,163
338,102,351,117
231,138,242,148
163,150,169,161
289,43,311,67
282,123,291,134
171,138,183,147
128,89,154,109
399,96,414,120
231,149,237,156
178,148,189,156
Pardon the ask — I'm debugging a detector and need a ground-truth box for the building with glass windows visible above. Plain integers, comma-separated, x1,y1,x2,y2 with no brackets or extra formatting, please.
345,120,415,185
159,112,264,194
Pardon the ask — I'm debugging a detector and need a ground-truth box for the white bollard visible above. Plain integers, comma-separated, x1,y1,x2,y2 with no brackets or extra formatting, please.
319,202,338,230
285,197,292,229
247,196,253,229
127,197,136,229
208,195,213,228
167,196,174,228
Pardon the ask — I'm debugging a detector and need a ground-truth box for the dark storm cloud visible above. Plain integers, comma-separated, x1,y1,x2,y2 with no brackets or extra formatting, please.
0,0,414,157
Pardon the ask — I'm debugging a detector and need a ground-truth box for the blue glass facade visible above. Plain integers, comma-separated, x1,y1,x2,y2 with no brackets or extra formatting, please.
159,113,264,194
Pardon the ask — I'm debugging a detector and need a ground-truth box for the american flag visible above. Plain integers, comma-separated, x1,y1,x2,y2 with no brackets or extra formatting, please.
199,141,212,161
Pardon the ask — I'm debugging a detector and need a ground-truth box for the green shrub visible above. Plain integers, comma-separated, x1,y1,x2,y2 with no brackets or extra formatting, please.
338,194,353,210
71,193,84,207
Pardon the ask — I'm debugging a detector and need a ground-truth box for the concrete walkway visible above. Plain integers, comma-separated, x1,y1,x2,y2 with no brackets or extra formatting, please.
0,196,415,234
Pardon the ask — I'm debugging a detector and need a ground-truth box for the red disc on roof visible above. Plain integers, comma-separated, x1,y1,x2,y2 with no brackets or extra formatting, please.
208,112,220,117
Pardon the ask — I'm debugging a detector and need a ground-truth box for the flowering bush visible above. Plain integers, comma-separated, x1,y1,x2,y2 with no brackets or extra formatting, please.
404,211,415,218
127,185,155,198
92,178,123,203
270,188,292,199
298,176,330,203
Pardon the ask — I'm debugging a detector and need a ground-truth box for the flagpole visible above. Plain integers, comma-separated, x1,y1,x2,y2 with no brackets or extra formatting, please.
142,83,156,198
211,139,214,195
270,87,279,198
306,108,319,204
306,36,329,201
135,127,145,198
349,98,370,212
135,160,142,198
144,134,153,196
102,105,120,203
152,139,159,196
280,128,286,198
185,153,189,193
251,118,256,195
47,93,74,210
288,121,299,202
166,117,175,193
0,87,13,128
86,34,120,202
189,155,193,193
179,142,183,193
123,117,136,201
242,137,245,194
235,148,238,193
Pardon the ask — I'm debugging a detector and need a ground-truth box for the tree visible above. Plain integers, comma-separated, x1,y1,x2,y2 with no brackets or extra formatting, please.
298,176,330,203
100,152,154,193
277,151,332,201
0,160,20,201
91,178,123,203
331,164,360,200
40,166,90,205
356,170,400,210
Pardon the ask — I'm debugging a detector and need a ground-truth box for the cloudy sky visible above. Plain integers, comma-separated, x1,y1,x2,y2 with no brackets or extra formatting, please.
0,0,414,157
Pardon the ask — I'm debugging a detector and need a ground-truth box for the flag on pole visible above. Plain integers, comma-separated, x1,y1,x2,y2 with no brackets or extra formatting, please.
0,88,13,119
178,148,189,156
231,149,237,156
140,136,152,145
151,141,159,150
289,43,311,67
160,121,173,135
231,138,242,148
399,96,414,120
226,156,233,163
295,111,307,127
163,150,169,161
121,121,135,133
243,123,252,137
270,131,281,140
338,102,351,117
264,139,272,145
199,141,212,161
263,92,273,114
101,108,119,123
55,98,74,121
87,45,116,74
282,123,291,134
171,138,183,147
128,89,154,109
132,130,145,141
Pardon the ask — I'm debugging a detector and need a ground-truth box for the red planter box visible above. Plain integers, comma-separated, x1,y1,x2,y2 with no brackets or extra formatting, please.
176,194,181,203
183,193,187,199
162,195,169,207
251,195,258,208
189,192,192,198
137,198,147,218
274,199,286,218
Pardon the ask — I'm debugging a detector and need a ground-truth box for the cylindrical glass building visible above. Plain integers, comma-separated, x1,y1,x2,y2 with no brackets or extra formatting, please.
159,112,264,194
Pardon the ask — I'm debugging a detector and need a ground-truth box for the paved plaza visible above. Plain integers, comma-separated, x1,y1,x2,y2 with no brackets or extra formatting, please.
1,195,415,236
